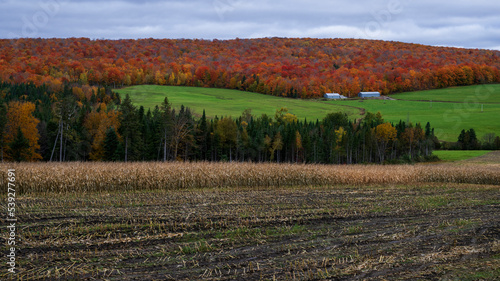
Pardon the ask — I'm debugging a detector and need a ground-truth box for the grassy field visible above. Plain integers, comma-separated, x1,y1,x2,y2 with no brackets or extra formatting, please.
115,84,500,142
114,85,360,120
434,150,492,162
335,99,500,141
1,155,499,280
389,84,500,103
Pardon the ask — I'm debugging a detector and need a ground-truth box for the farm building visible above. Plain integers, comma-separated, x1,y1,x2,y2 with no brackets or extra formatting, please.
324,93,347,99
358,92,381,98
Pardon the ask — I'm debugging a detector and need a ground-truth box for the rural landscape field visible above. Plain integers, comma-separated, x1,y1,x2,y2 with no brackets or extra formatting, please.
114,85,360,121
1,153,500,280
2,1,500,278
116,83,500,142
1,36,500,280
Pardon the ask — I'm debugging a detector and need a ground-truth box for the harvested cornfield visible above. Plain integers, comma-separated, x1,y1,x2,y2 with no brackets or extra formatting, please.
1,156,499,280
1,183,499,280
1,162,499,194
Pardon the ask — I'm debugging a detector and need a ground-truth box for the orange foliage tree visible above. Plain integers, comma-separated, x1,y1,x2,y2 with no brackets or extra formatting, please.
1,38,499,98
401,126,425,159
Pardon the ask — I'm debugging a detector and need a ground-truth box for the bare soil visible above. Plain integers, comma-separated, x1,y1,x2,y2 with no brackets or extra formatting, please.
2,182,499,280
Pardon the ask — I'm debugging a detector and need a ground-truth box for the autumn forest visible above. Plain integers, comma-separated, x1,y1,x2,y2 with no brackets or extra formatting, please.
1,37,500,97
1,37,499,163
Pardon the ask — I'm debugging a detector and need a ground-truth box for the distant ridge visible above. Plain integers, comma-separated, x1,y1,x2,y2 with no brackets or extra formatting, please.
1,37,499,98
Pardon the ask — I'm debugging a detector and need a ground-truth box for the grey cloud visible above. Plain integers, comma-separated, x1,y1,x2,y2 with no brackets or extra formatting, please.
0,0,499,50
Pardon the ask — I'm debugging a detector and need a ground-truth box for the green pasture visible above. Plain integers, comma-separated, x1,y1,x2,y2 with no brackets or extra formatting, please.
432,150,492,162
115,85,360,120
389,84,500,103
115,84,500,142
336,99,500,141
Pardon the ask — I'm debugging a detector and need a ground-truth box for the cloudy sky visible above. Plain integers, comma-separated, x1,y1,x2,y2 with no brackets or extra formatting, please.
2,0,500,50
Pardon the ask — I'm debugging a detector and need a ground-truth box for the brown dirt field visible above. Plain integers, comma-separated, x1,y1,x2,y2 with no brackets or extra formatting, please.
1,183,499,280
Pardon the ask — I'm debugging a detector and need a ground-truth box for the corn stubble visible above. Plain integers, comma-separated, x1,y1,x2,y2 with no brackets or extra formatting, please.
1,161,499,280
1,162,498,194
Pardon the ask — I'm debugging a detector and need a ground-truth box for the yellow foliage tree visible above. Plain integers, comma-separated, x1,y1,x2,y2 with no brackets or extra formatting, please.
84,104,121,161
295,130,302,163
374,122,397,163
270,132,283,162
154,70,166,85
5,101,42,161
274,107,297,125
335,127,346,148
168,72,176,85
216,117,238,161
72,86,85,101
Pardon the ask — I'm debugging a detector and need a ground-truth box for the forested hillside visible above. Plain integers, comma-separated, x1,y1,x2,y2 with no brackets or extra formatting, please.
1,37,499,162
1,37,499,98
1,82,443,163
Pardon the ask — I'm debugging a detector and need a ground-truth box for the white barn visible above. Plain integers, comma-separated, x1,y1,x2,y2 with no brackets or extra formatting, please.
358,92,381,98
324,93,346,99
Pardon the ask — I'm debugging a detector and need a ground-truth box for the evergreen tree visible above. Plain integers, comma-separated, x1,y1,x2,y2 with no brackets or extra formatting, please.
119,94,140,162
141,109,157,160
458,128,480,150
425,122,432,137
159,97,172,161
114,142,125,161
0,99,7,162
9,127,31,162
196,109,209,160
76,106,92,161
149,107,164,160
467,128,479,150
90,92,97,104
137,106,147,160
37,121,51,160
104,127,119,161
494,136,500,150
457,129,467,149
323,112,349,130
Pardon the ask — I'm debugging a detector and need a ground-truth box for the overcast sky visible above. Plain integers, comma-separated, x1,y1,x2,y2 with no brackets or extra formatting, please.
2,0,500,50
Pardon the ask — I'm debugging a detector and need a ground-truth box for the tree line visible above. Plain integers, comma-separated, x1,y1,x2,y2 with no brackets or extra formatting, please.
441,128,500,151
1,82,444,163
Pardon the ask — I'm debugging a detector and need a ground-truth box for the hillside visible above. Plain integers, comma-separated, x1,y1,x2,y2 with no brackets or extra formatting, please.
389,84,500,103
117,84,500,142
115,85,360,120
338,99,500,141
1,38,499,98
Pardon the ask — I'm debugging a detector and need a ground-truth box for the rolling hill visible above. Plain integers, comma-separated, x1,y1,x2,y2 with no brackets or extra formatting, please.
1,37,499,99
117,84,500,142
115,85,360,120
